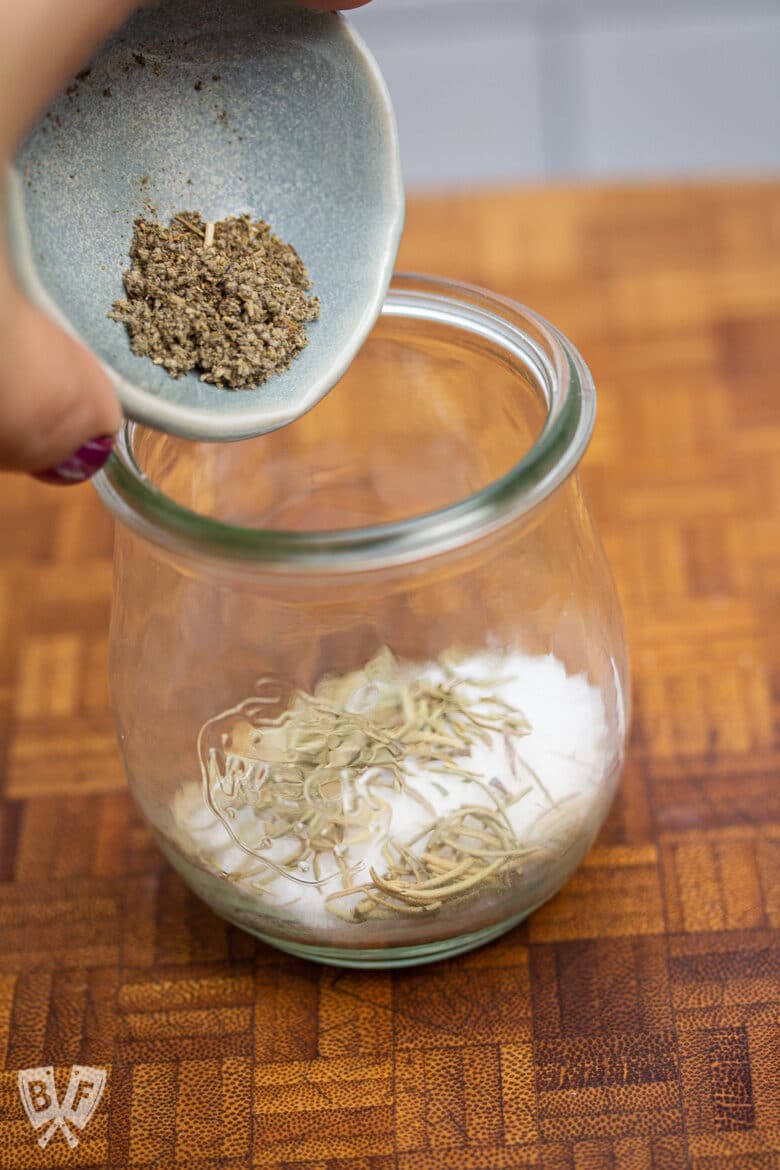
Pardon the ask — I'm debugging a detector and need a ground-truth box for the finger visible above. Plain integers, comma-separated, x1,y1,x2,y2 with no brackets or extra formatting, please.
297,1,373,9
0,0,139,155
0,288,121,480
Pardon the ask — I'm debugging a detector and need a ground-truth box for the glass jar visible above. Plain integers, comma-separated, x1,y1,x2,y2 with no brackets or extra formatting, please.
95,274,629,968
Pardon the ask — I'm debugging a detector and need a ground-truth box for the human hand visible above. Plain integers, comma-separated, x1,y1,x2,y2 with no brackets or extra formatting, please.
0,0,371,484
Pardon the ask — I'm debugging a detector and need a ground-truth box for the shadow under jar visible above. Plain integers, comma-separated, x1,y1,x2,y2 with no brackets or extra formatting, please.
95,274,630,969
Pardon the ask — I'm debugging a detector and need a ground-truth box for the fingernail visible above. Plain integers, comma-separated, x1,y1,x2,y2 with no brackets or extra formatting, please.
34,435,114,486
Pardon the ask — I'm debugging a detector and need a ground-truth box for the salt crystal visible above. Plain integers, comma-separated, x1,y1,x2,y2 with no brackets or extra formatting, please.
170,651,622,933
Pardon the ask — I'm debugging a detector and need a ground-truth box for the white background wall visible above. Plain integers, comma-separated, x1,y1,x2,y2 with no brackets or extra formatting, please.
348,0,780,188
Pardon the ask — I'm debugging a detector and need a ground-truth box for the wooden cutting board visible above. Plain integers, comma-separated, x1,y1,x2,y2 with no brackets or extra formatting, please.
0,181,778,1169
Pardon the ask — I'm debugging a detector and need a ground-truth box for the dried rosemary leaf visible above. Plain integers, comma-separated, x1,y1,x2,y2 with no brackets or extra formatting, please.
109,211,320,389
197,646,542,924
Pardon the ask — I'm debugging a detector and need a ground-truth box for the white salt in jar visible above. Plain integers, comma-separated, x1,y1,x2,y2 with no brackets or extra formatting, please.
95,274,629,968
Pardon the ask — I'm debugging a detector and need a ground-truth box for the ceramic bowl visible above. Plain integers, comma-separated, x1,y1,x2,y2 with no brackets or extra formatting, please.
7,0,404,440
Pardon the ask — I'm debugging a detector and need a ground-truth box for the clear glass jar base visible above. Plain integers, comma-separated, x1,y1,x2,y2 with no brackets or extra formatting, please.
222,903,540,968
158,834,552,967
213,903,541,969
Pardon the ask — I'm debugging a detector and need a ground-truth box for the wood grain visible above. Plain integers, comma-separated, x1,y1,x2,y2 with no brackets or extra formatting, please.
1,181,778,1168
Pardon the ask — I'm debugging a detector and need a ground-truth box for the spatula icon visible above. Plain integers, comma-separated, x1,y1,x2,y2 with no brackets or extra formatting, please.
18,1065,106,1148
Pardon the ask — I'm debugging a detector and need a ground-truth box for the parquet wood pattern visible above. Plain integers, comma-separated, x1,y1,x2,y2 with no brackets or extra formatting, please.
0,182,778,1168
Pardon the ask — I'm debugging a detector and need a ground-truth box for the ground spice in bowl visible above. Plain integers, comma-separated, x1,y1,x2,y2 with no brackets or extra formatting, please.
109,211,320,389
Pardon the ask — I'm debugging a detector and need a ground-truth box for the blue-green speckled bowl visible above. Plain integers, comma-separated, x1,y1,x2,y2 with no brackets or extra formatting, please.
8,0,404,440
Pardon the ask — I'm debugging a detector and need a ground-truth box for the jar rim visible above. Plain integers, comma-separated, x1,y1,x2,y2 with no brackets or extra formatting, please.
94,273,596,571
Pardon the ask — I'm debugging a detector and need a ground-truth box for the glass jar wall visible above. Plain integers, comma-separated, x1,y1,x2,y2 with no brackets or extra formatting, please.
95,274,629,968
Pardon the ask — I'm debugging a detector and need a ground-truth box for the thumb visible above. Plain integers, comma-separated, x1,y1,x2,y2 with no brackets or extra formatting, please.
0,288,121,480
297,2,373,8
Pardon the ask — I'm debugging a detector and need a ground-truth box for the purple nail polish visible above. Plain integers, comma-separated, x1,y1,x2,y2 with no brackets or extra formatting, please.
34,435,114,486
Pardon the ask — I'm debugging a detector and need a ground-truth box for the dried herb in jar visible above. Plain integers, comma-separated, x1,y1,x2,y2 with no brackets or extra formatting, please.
195,648,540,923
109,211,320,389
171,645,612,941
